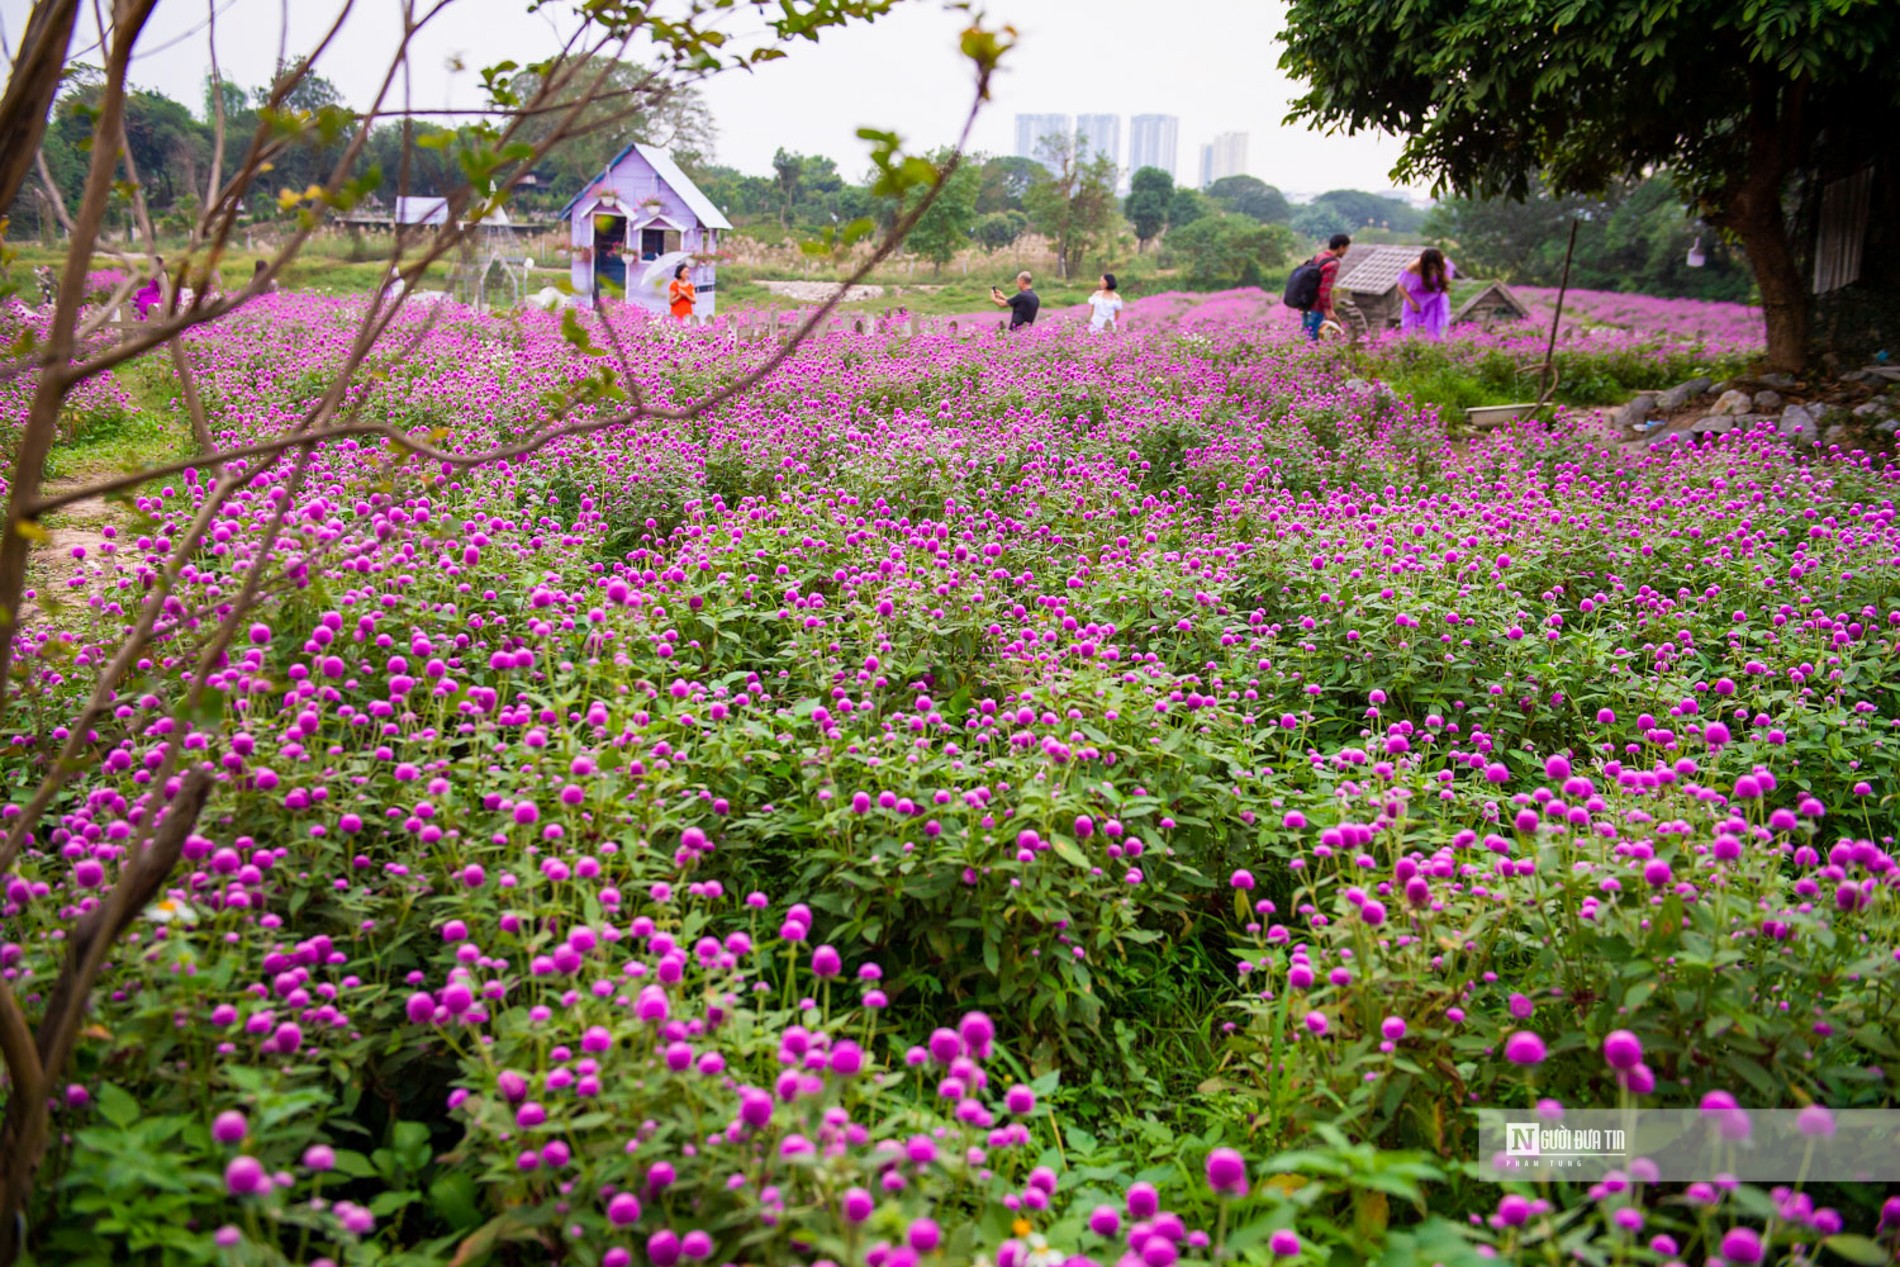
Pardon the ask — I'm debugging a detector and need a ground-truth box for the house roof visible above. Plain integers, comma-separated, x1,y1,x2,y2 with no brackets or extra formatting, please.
1337,245,1419,294
1452,280,1531,323
558,142,732,230
394,196,449,225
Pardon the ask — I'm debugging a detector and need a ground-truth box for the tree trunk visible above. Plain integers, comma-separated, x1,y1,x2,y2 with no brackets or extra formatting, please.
1734,210,1808,373
1710,69,1809,373
0,0,81,214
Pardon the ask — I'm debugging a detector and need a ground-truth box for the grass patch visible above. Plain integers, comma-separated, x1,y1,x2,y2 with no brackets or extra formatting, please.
43,352,191,487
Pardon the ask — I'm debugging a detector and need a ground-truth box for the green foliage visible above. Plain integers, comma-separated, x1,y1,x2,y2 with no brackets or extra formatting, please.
1166,186,1210,232
1205,175,1290,224
972,209,1028,254
1359,331,1750,413
1125,166,1175,250
899,149,982,272
976,155,1043,214
1425,176,1754,302
1024,135,1122,280
1163,214,1298,289
506,61,717,197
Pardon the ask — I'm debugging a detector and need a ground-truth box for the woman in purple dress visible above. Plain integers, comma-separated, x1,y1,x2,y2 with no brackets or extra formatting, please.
1398,248,1455,339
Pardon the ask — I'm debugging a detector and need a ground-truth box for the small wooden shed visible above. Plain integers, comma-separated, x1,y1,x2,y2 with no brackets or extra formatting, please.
559,143,732,317
1332,245,1420,334
1452,280,1531,327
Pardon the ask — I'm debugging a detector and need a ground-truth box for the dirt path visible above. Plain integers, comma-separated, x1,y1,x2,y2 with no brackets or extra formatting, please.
21,478,120,623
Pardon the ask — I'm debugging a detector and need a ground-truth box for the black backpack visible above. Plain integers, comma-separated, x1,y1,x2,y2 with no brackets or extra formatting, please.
1283,255,1326,310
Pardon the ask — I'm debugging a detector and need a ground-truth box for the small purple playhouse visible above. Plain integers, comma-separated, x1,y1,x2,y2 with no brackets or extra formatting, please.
559,143,731,317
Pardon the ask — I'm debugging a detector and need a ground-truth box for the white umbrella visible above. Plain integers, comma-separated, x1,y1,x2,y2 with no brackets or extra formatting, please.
637,250,692,297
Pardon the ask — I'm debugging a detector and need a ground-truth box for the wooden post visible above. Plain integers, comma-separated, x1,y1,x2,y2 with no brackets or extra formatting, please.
1537,219,1579,407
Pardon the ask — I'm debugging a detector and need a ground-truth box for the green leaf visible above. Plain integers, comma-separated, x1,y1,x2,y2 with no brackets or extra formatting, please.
1052,839,1090,869
329,1148,378,1179
1820,1235,1890,1266
430,1170,482,1231
95,1083,140,1129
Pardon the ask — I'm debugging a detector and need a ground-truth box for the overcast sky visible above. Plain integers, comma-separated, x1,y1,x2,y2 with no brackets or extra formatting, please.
1,0,1422,196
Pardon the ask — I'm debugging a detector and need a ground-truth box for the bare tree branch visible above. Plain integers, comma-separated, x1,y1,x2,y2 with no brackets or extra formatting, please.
0,0,81,214
0,0,161,717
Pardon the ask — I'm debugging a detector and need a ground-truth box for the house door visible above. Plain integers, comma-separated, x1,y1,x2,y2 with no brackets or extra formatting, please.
592,213,627,294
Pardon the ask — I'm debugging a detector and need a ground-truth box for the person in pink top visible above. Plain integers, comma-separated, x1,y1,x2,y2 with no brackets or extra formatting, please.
1398,248,1456,339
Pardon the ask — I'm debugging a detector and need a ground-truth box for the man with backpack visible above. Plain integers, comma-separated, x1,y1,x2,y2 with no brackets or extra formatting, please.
1284,233,1352,340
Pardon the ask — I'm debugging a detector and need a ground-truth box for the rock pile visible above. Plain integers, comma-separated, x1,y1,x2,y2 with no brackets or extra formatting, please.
1615,366,1899,447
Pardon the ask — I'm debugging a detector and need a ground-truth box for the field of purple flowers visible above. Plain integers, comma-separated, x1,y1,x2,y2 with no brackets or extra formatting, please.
1025,287,1766,359
3,292,1899,1266
1515,288,1766,352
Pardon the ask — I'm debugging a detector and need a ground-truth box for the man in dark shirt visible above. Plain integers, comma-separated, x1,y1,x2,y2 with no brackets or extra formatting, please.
991,271,1040,329
1303,233,1351,341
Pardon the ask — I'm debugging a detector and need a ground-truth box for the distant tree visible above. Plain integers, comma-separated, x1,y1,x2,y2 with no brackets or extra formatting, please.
1023,134,1119,279
1166,186,1210,232
509,61,718,192
687,163,777,222
972,209,1028,253
1279,0,1900,369
1165,213,1298,288
1207,174,1290,223
1124,165,1173,252
772,147,803,230
1426,176,1752,301
41,83,207,214
901,147,982,272
1309,188,1422,233
1291,201,1351,241
203,74,247,124
248,67,351,202
975,155,1042,213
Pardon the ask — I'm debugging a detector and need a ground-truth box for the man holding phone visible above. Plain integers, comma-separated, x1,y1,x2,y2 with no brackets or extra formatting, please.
990,271,1040,329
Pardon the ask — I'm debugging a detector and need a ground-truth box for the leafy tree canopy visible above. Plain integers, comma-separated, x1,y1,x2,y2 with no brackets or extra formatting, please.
1023,134,1119,279
1166,186,1209,232
1425,176,1752,302
1278,0,1900,367
1164,213,1298,289
1124,166,1173,250
1206,175,1290,224
976,156,1042,214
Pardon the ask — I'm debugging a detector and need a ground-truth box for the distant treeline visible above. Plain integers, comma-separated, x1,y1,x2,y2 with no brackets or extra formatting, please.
1425,178,1755,303
5,65,1747,304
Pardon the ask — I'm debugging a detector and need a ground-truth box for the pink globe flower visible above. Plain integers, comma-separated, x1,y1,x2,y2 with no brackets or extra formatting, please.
1503,1031,1547,1065
1602,1030,1643,1071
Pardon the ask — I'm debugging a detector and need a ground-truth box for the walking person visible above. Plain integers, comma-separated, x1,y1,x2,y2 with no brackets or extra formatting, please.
668,262,696,325
1399,248,1456,340
132,261,165,319
989,271,1040,329
1285,233,1350,341
1086,273,1123,332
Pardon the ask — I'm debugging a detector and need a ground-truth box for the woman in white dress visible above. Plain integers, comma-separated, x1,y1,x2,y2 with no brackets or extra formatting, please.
1086,273,1123,332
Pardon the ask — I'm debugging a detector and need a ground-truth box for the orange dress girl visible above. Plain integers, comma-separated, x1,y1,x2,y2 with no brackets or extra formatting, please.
668,274,696,322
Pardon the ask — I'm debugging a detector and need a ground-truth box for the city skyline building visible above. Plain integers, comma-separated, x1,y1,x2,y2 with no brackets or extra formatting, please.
1128,114,1180,180
1198,131,1250,187
1013,113,1072,169
1074,113,1122,168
